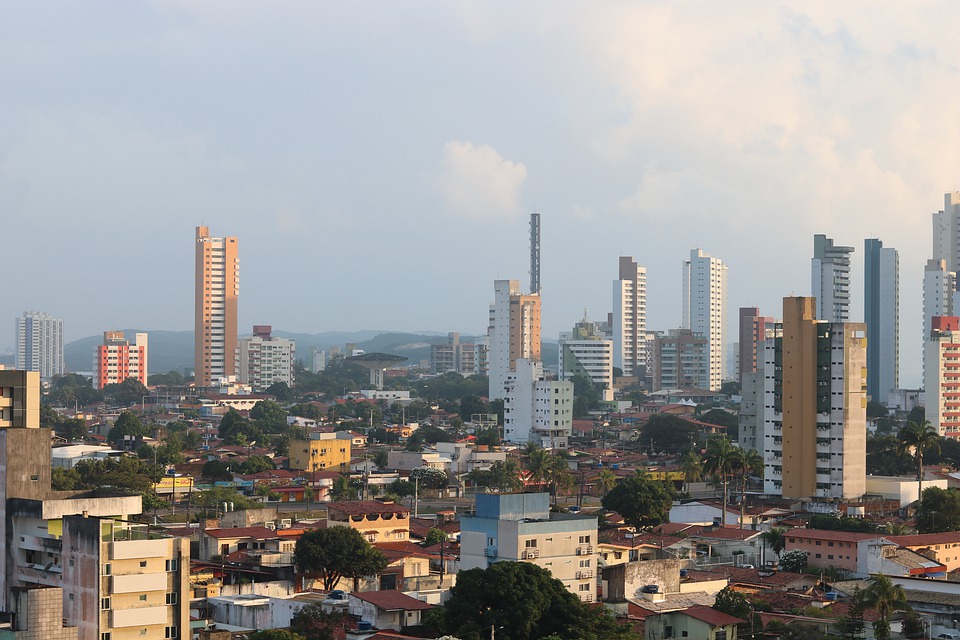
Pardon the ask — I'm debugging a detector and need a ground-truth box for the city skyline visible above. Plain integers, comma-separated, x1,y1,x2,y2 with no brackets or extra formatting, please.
3,3,960,387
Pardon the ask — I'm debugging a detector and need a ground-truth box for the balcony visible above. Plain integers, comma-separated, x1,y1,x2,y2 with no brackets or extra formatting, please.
523,549,540,560
484,547,498,558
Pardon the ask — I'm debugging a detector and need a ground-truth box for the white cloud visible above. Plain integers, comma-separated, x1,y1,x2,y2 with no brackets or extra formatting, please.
438,140,527,220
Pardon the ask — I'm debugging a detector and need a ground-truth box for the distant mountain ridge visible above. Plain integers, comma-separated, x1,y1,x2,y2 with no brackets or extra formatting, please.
64,330,500,374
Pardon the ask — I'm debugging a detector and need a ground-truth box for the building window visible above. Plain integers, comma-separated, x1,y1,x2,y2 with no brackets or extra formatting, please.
165,627,178,638
166,559,178,572
139,594,148,602
166,592,178,605
102,564,111,575
102,634,112,640
140,560,148,567
579,535,591,544
101,598,111,609
579,583,590,591
525,539,538,548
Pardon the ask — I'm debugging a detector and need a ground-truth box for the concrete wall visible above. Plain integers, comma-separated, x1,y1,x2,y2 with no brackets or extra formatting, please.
61,515,103,640
7,586,78,640
622,558,685,601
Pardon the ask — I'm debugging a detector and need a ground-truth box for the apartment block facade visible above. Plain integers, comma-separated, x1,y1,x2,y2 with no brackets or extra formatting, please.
682,249,727,390
811,234,854,323
559,316,614,401
613,256,647,378
288,431,352,472
924,316,960,438
487,280,541,400
864,239,899,402
237,325,295,391
93,331,148,389
195,226,239,387
761,297,867,500
15,312,64,379
504,359,573,449
460,493,598,602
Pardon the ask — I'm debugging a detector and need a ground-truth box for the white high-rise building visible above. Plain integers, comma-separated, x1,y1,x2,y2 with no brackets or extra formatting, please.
559,315,614,402
237,325,295,391
682,248,728,390
15,311,64,379
503,359,573,449
932,192,960,272
612,256,647,378
487,280,541,400
811,234,854,322
864,239,899,403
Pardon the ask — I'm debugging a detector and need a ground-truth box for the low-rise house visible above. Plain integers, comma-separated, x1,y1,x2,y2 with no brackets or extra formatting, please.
327,500,411,544
347,590,432,632
886,532,960,573
200,526,280,561
783,529,882,572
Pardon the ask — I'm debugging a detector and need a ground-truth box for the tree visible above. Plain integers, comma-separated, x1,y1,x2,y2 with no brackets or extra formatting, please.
897,420,941,507
294,527,388,591
372,450,389,470
238,455,276,475
218,409,263,445
779,549,808,573
639,414,699,454
467,460,523,493
104,377,150,407
678,449,703,493
438,562,640,640
601,474,673,530
699,409,739,440
760,527,787,559
411,466,449,495
330,474,359,501
732,447,763,529
251,400,289,433
713,587,751,620
424,527,447,547
387,479,415,498
57,417,88,441
290,602,350,640
837,587,866,640
917,486,960,533
596,468,618,497
265,381,293,401
149,370,186,386
863,574,911,640
702,437,737,526
107,412,146,448
459,395,489,422
192,487,256,514
202,459,234,481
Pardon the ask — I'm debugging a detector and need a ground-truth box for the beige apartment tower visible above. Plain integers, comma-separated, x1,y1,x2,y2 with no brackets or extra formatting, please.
195,226,239,387
488,280,541,400
762,297,867,500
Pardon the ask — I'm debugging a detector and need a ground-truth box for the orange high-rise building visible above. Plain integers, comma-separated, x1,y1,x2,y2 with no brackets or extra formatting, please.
195,226,239,387
93,331,148,389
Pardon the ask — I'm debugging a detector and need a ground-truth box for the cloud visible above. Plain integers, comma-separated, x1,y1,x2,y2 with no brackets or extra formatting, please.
438,140,527,220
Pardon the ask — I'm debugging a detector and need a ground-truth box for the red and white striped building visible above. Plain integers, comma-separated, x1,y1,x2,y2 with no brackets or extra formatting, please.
925,316,960,438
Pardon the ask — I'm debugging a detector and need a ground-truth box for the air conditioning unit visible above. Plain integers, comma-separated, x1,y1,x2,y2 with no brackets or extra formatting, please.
264,521,276,530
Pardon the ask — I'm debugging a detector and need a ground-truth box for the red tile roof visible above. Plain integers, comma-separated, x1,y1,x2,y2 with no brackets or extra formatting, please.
786,529,882,543
349,590,432,611
682,605,745,627
886,532,960,547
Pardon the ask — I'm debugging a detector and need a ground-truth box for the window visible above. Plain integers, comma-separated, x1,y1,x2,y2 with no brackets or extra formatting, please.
578,583,590,591
102,634,112,640
140,630,148,637
815,553,821,559
139,594,148,602
579,535,591,544
166,592,178,605
580,559,591,567
101,598,111,609
525,539,538,548
664,625,673,638
102,563,111,575
140,560,148,567
165,559,178,572
828,554,834,560
165,627,178,638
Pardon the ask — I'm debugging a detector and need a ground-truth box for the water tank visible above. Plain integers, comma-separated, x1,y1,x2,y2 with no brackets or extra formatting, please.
358,621,373,631
611,463,620,470
680,569,688,579
330,590,345,600
825,592,838,601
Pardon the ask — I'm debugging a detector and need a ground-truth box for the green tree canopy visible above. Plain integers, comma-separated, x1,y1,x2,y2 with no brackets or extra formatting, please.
218,409,263,445
294,527,388,591
148,370,186,386
251,400,289,433
107,412,147,448
101,377,150,407
248,630,306,640
290,602,350,640
202,459,234,481
437,562,639,640
917,486,960,533
640,414,699,454
411,466,449,490
713,586,751,620
192,486,256,514
238,455,276,475
601,474,674,530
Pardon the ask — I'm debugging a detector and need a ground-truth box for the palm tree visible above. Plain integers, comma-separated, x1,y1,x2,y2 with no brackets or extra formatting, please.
760,526,787,560
702,437,737,527
525,447,554,489
596,468,618,497
897,420,941,504
863,574,911,640
732,448,764,529
678,449,703,494
885,521,910,536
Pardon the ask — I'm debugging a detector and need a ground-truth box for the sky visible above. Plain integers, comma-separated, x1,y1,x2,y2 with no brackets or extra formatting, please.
3,2,960,386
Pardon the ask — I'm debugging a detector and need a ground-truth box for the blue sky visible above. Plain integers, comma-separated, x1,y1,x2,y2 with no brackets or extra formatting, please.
3,2,960,386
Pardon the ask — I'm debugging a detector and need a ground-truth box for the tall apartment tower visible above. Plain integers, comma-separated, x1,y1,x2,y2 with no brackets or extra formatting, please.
811,234,854,322
923,259,957,385
682,248,728,390
932,192,960,272
487,280,541,400
15,311,64,379
738,307,775,387
93,331,148,389
613,256,647,378
559,314,614,401
924,316,960,438
864,239,899,402
194,226,239,387
762,297,867,500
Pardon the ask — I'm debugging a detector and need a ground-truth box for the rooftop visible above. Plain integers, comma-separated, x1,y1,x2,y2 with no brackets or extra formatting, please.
327,500,410,516
349,590,432,611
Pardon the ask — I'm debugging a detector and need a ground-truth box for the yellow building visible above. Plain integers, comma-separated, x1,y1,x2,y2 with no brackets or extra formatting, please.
0,370,40,429
327,500,410,544
289,431,352,472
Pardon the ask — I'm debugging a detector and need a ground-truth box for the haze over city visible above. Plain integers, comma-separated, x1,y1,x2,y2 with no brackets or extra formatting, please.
4,2,960,386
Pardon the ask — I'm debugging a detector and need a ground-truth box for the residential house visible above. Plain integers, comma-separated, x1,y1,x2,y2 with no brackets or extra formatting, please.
347,590,432,632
